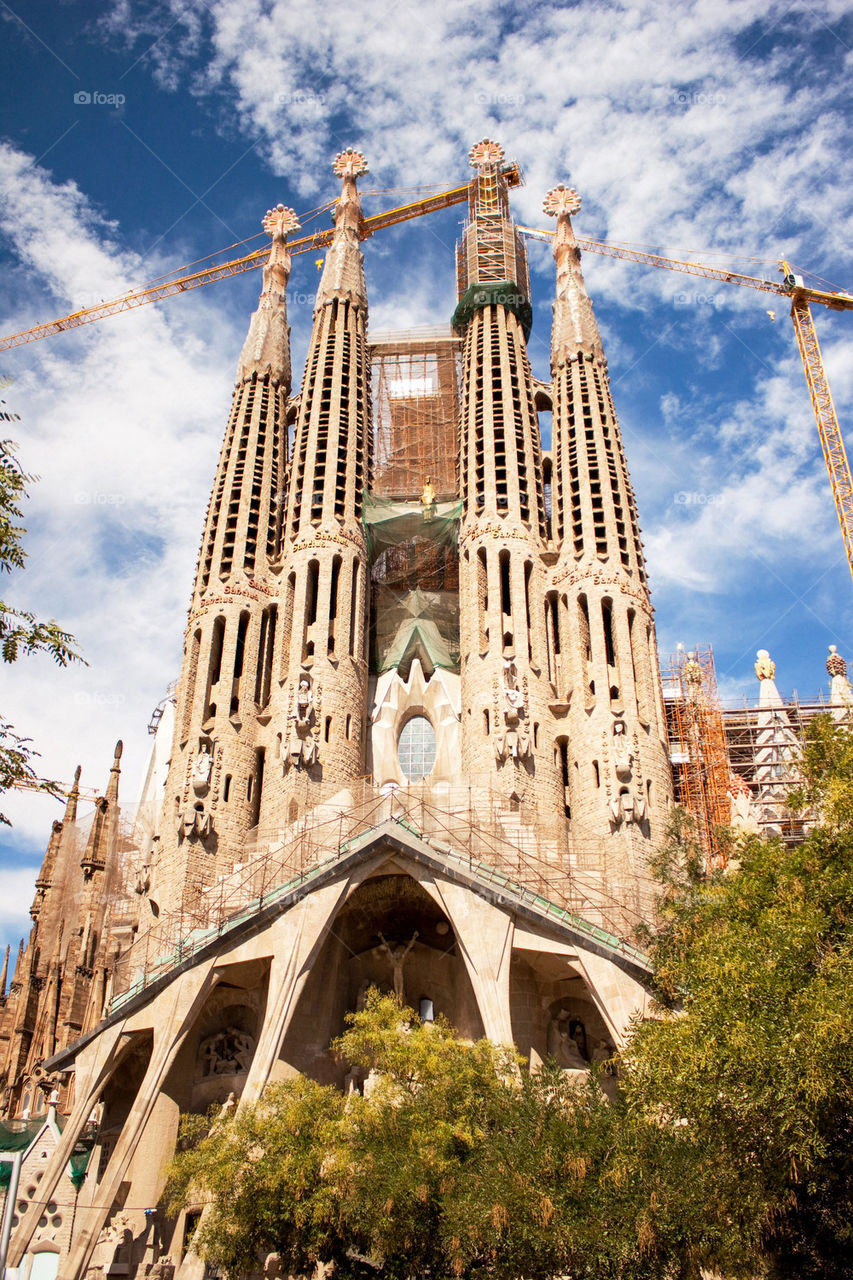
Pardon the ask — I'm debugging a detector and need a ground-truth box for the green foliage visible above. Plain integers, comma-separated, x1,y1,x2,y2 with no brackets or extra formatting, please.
165,721,853,1280
625,717,853,1278
0,438,84,823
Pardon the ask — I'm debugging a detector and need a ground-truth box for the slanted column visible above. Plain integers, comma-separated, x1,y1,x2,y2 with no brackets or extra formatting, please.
545,185,672,924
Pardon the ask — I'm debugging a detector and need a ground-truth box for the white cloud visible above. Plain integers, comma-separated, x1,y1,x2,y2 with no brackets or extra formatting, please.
0,141,243,851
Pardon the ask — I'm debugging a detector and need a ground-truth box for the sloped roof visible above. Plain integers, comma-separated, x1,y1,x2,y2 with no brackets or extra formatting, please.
46,817,651,1072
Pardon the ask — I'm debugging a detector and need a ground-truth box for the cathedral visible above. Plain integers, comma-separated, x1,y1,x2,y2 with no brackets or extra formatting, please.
1,138,834,1279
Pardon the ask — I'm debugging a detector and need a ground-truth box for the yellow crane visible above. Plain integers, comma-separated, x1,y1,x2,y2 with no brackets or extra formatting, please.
518,224,853,581
0,169,521,351
1,162,851,579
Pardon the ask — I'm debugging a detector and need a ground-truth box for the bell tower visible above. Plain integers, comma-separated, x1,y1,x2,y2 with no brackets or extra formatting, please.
545,184,672,919
154,203,299,915
455,140,564,817
264,148,372,821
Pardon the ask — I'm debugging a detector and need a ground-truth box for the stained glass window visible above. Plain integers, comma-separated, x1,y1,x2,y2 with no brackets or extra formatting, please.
397,715,436,781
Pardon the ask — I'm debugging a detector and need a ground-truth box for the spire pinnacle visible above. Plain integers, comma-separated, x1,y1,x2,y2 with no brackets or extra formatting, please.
105,740,122,804
468,138,505,170
315,148,369,310
544,183,603,367
0,943,8,998
64,764,81,824
236,204,300,387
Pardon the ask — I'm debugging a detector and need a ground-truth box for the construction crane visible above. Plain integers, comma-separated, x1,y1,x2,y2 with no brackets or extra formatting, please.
1,161,851,579
0,167,521,352
518,224,853,582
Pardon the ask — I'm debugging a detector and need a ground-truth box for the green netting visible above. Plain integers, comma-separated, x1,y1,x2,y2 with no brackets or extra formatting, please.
362,492,462,562
69,1147,91,1189
0,1161,11,1189
364,493,461,676
0,1118,41,1155
373,586,459,675
451,280,533,340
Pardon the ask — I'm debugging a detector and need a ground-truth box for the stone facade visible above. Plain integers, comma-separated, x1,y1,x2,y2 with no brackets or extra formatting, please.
3,140,682,1280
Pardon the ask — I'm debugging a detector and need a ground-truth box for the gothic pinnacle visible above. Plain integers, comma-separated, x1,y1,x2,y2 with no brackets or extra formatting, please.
236,203,300,387
544,183,603,367
64,764,81,824
315,148,369,311
105,740,122,804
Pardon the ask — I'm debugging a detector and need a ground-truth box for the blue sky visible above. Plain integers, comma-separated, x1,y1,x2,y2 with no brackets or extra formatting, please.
1,0,853,954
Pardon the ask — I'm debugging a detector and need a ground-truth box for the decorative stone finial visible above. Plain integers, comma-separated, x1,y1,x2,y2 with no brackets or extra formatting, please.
827,644,847,678
332,147,369,180
543,184,582,218
755,649,776,681
262,204,301,238
683,651,702,686
468,138,505,169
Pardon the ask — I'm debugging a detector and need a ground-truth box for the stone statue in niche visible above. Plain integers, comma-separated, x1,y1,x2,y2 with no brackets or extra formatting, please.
494,660,531,762
199,1028,255,1077
377,931,419,1003
608,721,646,826
547,1011,588,1071
191,741,213,795
284,675,321,771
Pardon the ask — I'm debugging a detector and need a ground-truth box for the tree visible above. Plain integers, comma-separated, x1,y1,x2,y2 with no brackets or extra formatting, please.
623,717,853,1278
165,721,853,1280
166,993,650,1280
0,435,84,822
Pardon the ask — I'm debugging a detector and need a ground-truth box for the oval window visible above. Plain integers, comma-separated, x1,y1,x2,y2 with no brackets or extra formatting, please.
397,716,436,781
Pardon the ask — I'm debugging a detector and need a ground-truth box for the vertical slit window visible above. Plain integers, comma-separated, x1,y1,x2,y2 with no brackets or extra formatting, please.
182,629,201,741
205,616,226,719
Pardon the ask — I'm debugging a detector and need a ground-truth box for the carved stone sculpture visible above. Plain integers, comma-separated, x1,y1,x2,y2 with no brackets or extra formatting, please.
199,1028,256,1077
547,1012,588,1071
284,676,322,771
755,649,776,681
378,931,418,1003
608,722,646,825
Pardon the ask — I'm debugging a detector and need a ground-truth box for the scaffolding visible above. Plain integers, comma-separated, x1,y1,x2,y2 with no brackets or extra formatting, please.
370,331,462,500
720,698,824,843
109,778,652,1010
664,646,732,870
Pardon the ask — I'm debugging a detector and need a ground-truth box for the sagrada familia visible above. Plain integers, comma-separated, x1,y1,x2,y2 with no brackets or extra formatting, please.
0,140,849,1279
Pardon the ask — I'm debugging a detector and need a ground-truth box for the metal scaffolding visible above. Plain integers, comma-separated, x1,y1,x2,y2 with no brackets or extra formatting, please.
664,646,732,870
370,332,462,500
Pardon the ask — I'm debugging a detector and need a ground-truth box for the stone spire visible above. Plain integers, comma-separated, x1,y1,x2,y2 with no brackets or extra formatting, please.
544,181,672,928
456,139,558,812
271,147,373,799
544,185,603,365
755,648,783,709
0,944,8,1000
826,644,853,720
236,204,300,386
81,742,121,879
32,765,81,919
314,147,369,310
